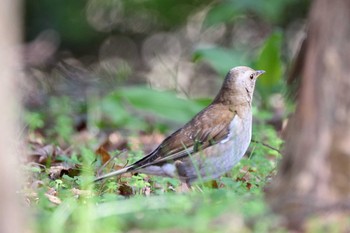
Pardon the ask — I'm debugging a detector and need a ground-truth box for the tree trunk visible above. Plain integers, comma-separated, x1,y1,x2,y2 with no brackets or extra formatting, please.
0,1,24,233
267,0,350,230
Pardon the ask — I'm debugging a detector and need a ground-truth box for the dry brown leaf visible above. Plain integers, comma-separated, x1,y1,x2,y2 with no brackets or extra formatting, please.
118,183,133,196
45,193,61,205
27,131,45,145
44,187,61,205
48,163,80,179
95,146,111,165
29,144,64,164
71,188,92,197
211,180,219,189
236,177,253,190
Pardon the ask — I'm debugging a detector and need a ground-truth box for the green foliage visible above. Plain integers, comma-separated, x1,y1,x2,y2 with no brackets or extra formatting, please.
193,32,285,105
48,97,75,143
204,0,310,27
101,86,208,131
104,180,118,193
24,111,45,131
203,2,240,27
193,47,248,76
116,86,205,122
23,0,306,231
255,32,284,99
124,150,145,164
24,62,289,233
26,105,284,232
129,174,151,193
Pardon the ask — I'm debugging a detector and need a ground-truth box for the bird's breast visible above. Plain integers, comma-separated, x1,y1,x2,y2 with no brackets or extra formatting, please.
227,110,252,140
225,111,252,162
182,112,253,183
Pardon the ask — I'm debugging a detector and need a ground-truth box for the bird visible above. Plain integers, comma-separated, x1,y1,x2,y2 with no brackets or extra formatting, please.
94,66,265,185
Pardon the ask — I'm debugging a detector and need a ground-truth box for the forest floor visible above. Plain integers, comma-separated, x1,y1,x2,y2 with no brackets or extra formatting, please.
23,91,287,233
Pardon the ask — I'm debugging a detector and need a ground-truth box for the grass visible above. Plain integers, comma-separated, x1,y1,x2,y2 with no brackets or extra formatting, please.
27,141,284,233
24,91,286,233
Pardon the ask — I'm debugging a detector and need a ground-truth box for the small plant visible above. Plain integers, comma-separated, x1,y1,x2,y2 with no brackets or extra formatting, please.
24,111,45,132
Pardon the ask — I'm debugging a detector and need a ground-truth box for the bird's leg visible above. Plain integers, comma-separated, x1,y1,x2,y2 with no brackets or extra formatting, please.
174,160,187,177
174,160,192,192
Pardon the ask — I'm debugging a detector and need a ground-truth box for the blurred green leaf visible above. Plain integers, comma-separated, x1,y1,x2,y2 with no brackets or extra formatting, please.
203,2,238,27
193,47,247,76
204,0,308,27
24,111,45,131
109,86,207,124
101,97,144,129
255,31,283,96
48,97,75,142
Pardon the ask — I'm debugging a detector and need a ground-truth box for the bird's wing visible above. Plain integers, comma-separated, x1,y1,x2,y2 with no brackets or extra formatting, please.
132,104,236,168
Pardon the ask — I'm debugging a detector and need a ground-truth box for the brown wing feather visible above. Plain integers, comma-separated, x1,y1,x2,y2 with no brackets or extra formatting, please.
132,103,236,168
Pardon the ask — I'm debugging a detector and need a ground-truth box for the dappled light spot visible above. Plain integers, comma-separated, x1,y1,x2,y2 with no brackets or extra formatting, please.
124,9,158,34
142,33,182,68
99,36,138,65
86,0,124,32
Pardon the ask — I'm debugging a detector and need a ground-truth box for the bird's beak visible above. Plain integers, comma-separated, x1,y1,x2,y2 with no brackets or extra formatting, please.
255,70,265,77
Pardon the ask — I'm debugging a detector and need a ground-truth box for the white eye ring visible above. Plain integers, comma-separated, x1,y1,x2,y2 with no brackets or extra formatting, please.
249,74,254,80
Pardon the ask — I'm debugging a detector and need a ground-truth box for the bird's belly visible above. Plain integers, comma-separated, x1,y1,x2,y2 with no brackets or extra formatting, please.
180,115,252,183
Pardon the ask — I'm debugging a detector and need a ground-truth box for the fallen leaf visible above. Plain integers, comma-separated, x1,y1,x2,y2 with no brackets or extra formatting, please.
211,180,219,189
118,183,133,196
47,187,57,196
49,163,80,179
29,144,64,164
45,193,61,205
236,177,253,190
95,146,111,165
72,188,93,197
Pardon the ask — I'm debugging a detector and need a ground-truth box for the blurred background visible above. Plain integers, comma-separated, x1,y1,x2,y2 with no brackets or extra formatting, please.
17,1,326,232
24,0,309,140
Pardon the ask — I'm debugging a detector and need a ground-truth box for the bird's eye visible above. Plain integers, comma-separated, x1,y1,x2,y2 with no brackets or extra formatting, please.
249,74,254,80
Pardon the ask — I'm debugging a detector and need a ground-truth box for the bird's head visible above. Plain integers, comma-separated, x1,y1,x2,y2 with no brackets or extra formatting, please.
214,66,265,105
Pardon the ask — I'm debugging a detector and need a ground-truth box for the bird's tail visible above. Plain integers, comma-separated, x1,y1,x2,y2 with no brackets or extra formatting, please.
93,165,134,182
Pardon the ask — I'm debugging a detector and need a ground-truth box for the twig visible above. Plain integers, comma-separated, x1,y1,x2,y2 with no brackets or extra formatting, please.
251,139,282,155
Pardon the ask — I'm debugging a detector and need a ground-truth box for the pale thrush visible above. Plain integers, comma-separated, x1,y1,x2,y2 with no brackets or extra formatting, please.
95,66,265,184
